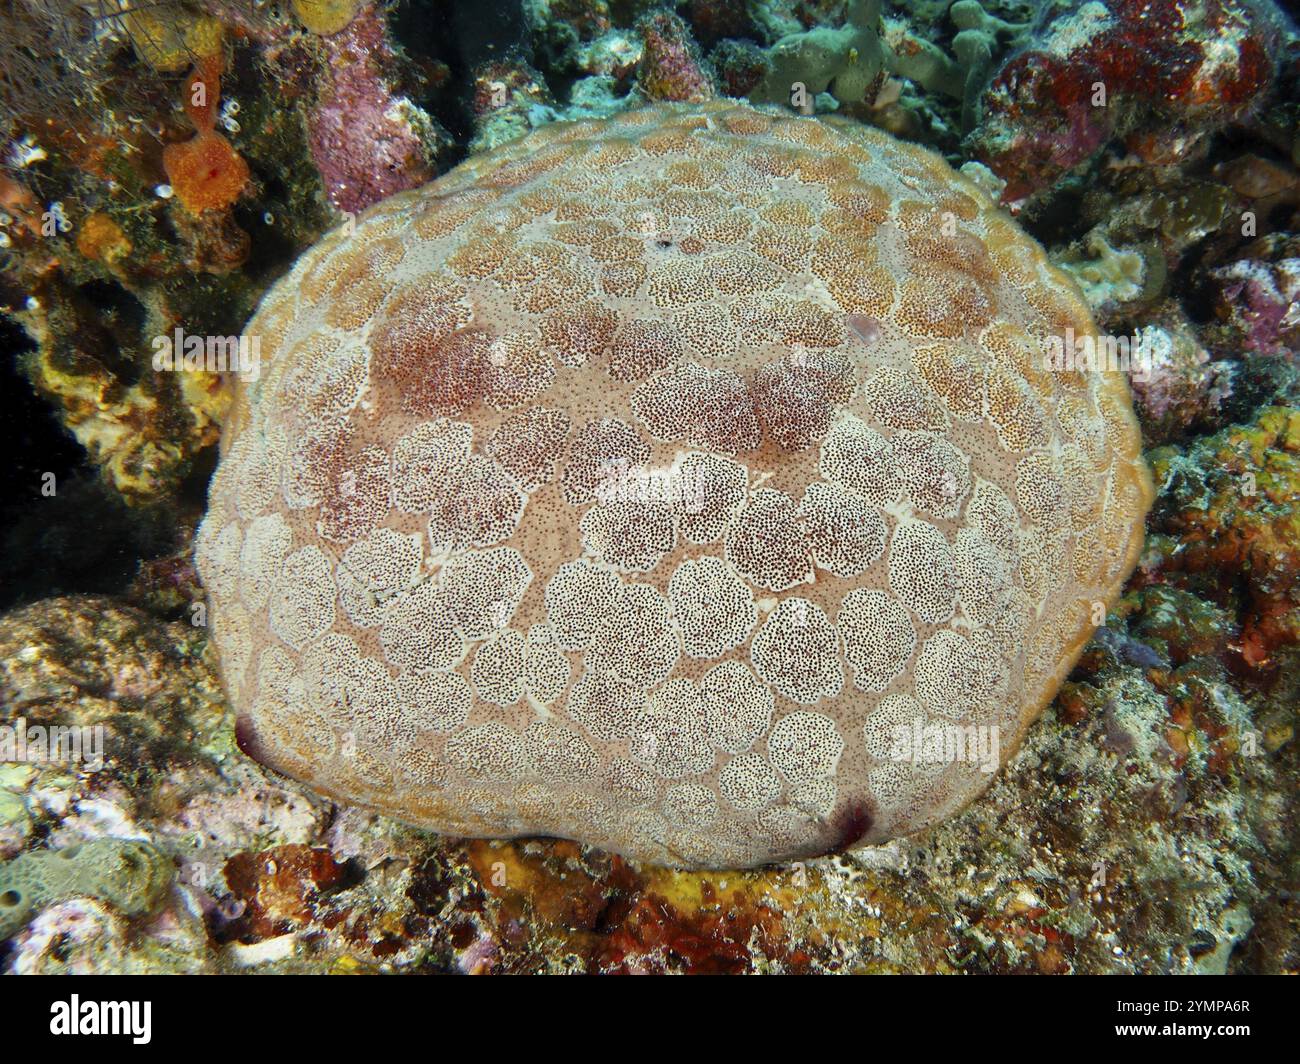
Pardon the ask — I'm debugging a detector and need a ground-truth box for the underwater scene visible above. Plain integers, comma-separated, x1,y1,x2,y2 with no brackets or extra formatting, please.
0,0,1297,982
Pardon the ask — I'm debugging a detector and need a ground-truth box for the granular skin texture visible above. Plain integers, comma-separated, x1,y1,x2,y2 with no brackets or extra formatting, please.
197,101,1153,869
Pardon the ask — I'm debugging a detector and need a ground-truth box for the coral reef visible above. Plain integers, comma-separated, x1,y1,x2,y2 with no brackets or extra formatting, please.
1057,230,1152,316
748,0,885,111
1145,405,1300,670
636,10,718,102
468,60,561,153
0,571,1294,972
711,38,773,99
1125,304,1234,444
4,0,1278,508
0,0,1296,973
0,12,327,502
1209,239,1300,359
969,0,1290,207
883,0,1027,131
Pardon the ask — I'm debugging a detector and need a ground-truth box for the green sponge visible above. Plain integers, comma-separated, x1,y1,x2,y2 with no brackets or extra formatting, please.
0,839,173,940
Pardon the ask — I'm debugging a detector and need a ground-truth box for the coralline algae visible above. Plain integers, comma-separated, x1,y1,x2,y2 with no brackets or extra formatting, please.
197,101,1153,868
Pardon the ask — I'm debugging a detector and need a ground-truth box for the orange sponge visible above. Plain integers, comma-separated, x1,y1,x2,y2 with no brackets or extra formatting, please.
164,56,248,213
163,131,249,213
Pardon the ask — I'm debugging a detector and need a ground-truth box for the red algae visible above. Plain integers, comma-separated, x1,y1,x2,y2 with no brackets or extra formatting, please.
973,0,1287,204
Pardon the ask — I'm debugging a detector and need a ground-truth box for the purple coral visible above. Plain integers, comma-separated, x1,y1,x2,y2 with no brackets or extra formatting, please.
306,2,446,214
1211,256,1300,358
